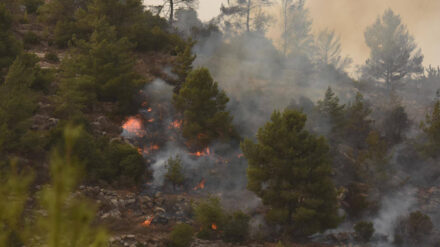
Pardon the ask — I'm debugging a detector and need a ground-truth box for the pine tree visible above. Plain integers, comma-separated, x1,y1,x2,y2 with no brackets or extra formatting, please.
58,19,143,114
363,9,423,90
172,41,196,91
343,93,373,149
241,109,340,236
164,155,185,190
173,68,237,149
421,100,440,157
317,87,345,138
0,3,21,78
0,54,39,154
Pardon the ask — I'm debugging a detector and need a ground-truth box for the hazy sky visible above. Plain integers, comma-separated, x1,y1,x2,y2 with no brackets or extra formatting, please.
195,0,440,68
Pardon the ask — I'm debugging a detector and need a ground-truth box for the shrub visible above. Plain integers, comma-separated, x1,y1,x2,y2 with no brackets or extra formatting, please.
193,197,225,240
168,224,194,247
222,211,250,243
354,221,374,242
394,211,433,246
22,0,44,14
23,31,40,47
44,51,59,63
164,155,185,190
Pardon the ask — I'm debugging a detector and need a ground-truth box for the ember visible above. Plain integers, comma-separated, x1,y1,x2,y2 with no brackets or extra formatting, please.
122,116,144,137
190,147,211,157
237,153,244,158
169,120,182,129
142,215,154,227
193,178,205,190
211,223,217,230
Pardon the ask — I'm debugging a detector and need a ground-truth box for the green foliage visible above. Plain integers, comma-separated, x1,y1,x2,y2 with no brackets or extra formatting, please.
168,223,194,247
0,54,46,155
343,93,373,149
0,127,108,247
22,0,45,14
0,161,34,247
241,109,340,237
58,19,143,114
173,68,237,150
172,41,196,90
382,105,409,144
421,100,440,157
193,197,225,240
164,155,185,190
317,87,345,138
222,211,250,243
394,211,433,246
354,221,374,242
343,183,370,219
23,31,41,47
44,52,60,63
49,125,145,186
0,3,21,77
363,9,423,89
38,126,108,247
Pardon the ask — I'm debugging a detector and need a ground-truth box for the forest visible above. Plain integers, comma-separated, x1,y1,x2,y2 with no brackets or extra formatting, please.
1,0,440,246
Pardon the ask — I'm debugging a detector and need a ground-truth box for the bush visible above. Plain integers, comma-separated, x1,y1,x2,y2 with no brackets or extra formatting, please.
164,155,185,190
193,197,225,240
394,211,433,246
168,224,194,247
222,211,250,243
22,0,44,14
23,31,40,47
354,221,374,242
44,51,59,63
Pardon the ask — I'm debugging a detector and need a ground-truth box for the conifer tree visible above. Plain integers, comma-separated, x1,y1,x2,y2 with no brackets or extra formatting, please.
317,87,345,138
172,41,196,91
241,109,340,236
343,93,373,149
58,19,143,114
164,156,185,190
421,100,440,157
0,3,21,78
173,68,237,149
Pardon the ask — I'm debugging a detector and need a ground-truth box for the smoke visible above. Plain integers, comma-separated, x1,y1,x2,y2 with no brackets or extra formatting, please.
373,187,417,243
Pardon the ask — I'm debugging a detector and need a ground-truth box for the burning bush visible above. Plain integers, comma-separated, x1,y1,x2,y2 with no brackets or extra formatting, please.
354,221,374,242
193,197,225,240
167,223,194,247
394,211,434,246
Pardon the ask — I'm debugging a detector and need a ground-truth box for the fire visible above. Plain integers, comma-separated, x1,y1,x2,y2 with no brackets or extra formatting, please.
211,224,217,230
142,144,160,155
169,120,182,129
237,153,244,158
147,118,155,123
190,147,211,157
193,178,205,190
142,215,154,227
147,107,152,112
122,116,144,137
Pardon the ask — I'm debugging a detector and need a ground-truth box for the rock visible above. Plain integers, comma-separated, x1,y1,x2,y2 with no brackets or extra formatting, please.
154,207,166,214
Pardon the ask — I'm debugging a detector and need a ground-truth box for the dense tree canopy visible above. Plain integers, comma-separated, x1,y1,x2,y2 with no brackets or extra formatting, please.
241,109,340,236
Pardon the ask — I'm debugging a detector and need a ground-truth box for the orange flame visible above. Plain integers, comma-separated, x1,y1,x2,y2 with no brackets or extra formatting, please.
193,178,205,190
122,116,144,137
190,147,211,157
169,120,182,129
142,144,160,155
147,107,152,112
142,215,154,227
147,118,155,123
211,224,217,230
237,153,244,158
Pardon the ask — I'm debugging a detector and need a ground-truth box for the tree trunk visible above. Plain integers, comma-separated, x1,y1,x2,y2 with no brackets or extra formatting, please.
169,0,174,24
246,0,251,32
